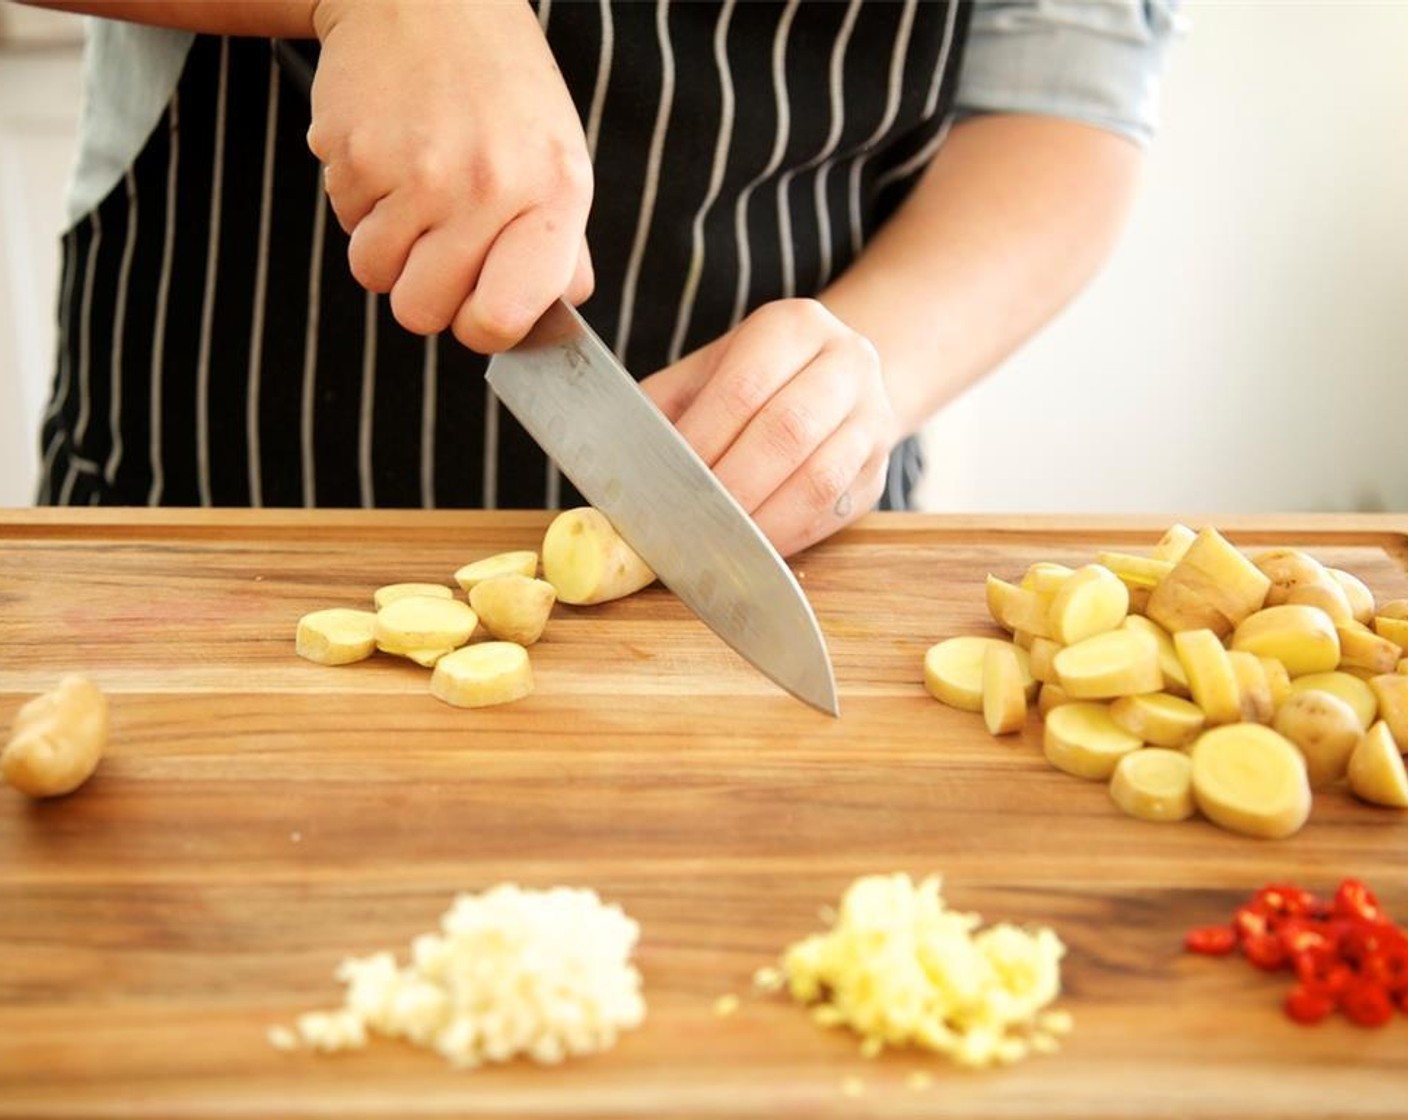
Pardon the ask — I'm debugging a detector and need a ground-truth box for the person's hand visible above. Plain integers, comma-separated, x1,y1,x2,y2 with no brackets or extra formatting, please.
307,0,593,352
641,300,899,558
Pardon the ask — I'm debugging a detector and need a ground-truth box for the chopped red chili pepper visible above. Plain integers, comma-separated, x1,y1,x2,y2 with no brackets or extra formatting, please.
1242,933,1288,972
1186,878,1407,1030
1332,880,1384,926
1339,981,1394,1028
1185,925,1238,956
1284,985,1335,1025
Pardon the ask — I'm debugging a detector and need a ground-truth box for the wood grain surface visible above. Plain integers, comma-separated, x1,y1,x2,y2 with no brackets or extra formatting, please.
2,510,1406,1119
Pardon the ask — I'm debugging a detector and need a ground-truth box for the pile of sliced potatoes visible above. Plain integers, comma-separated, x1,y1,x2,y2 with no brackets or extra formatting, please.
294,508,655,709
924,525,1408,838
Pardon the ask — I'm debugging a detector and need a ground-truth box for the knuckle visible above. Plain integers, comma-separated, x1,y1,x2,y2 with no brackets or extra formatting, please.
763,402,821,461
718,371,772,425
800,458,851,513
389,289,450,337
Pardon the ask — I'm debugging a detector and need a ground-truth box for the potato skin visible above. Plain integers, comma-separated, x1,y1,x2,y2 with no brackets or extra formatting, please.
2,676,109,798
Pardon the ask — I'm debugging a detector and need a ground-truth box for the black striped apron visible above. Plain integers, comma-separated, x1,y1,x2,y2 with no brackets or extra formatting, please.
36,0,971,512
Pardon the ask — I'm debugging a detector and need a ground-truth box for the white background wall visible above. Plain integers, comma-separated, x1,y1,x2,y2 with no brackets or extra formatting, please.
918,0,1408,515
2,3,1406,511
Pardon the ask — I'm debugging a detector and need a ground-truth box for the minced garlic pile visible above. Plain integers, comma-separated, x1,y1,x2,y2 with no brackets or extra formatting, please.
765,873,1070,1068
270,884,646,1068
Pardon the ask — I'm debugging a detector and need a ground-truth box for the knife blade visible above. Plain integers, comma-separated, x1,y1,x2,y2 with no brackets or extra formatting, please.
485,300,838,716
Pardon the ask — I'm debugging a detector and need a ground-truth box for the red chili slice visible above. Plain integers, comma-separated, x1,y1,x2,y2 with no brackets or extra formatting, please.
1339,981,1394,1028
1284,985,1335,1025
1333,880,1385,926
1186,925,1238,956
1242,934,1289,972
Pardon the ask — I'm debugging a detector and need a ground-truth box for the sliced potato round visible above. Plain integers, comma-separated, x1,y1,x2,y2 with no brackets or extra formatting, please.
1336,625,1402,676
372,583,454,611
430,642,534,709
375,596,477,656
1037,682,1074,717
453,550,539,593
1109,692,1205,749
1173,629,1241,725
1228,650,1275,724
1271,689,1362,789
982,644,1028,736
1190,724,1312,840
1374,615,1408,650
1327,567,1376,626
1053,627,1162,700
1043,702,1143,781
1151,523,1197,564
923,637,1034,713
1289,671,1378,730
985,575,1053,639
1049,564,1129,646
1368,674,1408,750
1259,656,1292,711
1096,551,1174,591
469,574,557,646
1346,721,1408,808
1122,615,1190,697
1110,748,1195,822
296,608,378,666
1230,605,1339,678
1027,637,1063,686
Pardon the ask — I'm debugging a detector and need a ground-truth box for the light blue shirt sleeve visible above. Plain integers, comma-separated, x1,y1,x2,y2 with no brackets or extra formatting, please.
954,0,1182,147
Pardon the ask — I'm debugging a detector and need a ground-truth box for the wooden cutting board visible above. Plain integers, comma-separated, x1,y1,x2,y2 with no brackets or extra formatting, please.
2,510,1406,1119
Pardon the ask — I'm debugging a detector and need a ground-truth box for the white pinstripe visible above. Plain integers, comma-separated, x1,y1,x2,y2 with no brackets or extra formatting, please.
246,56,280,508
844,0,918,264
72,205,102,451
613,0,676,359
777,0,862,299
38,228,80,499
358,290,377,508
196,37,230,507
811,0,863,288
666,0,737,365
103,170,139,489
419,336,438,509
873,116,954,194
147,91,180,506
730,0,800,329
300,181,328,508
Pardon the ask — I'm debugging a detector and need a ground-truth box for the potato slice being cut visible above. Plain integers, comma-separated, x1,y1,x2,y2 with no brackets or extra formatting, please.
430,642,534,709
1190,724,1312,840
542,508,655,606
297,608,378,666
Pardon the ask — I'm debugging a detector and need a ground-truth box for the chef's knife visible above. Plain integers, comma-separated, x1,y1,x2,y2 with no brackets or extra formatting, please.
486,300,839,716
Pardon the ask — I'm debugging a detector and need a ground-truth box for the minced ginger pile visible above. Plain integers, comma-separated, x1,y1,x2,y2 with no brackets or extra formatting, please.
763,872,1071,1068
270,884,645,1067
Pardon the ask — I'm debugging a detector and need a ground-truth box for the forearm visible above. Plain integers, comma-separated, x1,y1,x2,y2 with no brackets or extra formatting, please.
13,0,317,37
821,113,1143,438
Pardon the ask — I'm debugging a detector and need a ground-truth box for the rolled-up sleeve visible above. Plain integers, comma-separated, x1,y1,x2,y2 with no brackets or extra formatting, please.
954,0,1182,147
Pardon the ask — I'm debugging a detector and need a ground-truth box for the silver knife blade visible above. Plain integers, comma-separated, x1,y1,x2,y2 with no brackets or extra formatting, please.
485,300,838,716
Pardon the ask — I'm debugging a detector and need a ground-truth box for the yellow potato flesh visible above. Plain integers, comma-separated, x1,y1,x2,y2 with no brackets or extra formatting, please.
430,642,534,709
982,644,1028,736
1346,721,1408,808
1043,703,1142,781
1230,605,1340,678
296,608,378,666
372,583,454,611
1368,674,1408,750
1272,689,1362,789
924,637,1034,713
1173,629,1241,726
1110,749,1195,823
1049,565,1129,646
1147,528,1270,638
453,550,539,593
1053,628,1162,700
1336,625,1403,676
1190,724,1312,840
374,596,478,655
1122,615,1190,697
1289,671,1378,730
1109,692,1205,749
